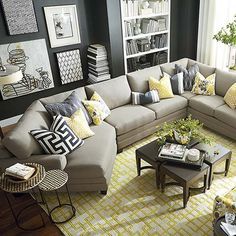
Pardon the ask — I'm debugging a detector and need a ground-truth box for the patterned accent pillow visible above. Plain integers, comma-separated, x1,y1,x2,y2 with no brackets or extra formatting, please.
176,64,199,91
30,115,84,155
132,90,159,105
149,73,174,99
82,92,111,125
63,108,95,139
191,72,216,96
224,83,236,109
45,91,92,124
170,72,184,95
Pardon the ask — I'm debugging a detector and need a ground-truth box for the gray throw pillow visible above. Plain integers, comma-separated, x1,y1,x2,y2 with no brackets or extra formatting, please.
132,90,159,105
170,72,184,95
45,91,92,124
175,64,199,91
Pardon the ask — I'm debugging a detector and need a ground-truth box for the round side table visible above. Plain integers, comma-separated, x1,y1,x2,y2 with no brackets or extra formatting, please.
38,169,76,224
0,163,46,231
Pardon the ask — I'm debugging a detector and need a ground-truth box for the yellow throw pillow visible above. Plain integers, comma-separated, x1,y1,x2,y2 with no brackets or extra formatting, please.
149,73,174,99
224,83,236,109
192,72,216,96
63,108,95,139
82,92,111,125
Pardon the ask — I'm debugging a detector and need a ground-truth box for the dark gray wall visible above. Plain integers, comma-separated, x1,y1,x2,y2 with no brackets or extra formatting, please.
0,0,200,121
0,0,89,120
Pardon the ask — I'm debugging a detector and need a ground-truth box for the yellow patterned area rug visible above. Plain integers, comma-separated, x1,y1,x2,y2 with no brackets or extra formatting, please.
43,128,236,236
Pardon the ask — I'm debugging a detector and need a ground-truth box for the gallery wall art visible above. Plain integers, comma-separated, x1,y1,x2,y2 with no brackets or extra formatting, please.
1,0,38,35
44,5,81,48
0,39,54,100
57,49,83,84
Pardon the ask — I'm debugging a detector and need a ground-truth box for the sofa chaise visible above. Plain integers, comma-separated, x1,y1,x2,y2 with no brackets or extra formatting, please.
1,58,236,193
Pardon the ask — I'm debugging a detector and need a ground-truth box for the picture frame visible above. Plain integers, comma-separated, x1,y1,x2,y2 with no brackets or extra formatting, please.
44,5,81,48
1,0,38,35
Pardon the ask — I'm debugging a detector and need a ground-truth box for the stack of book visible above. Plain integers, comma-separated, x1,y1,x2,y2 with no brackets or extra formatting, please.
87,44,111,83
154,34,168,48
5,163,35,180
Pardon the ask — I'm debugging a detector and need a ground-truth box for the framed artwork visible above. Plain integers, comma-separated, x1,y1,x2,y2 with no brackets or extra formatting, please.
57,49,83,85
1,0,38,35
0,39,54,100
44,5,81,48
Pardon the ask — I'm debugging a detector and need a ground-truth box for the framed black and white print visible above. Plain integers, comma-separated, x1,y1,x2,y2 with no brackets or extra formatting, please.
57,49,83,85
44,5,81,48
1,0,38,35
0,39,54,100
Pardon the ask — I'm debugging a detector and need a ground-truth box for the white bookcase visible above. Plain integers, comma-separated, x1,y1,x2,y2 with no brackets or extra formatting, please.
120,0,171,73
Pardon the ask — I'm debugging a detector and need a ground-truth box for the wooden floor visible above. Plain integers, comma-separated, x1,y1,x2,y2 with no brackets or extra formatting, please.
0,190,63,236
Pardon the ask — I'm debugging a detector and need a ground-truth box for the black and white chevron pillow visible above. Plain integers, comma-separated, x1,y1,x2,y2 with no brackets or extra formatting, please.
30,115,84,155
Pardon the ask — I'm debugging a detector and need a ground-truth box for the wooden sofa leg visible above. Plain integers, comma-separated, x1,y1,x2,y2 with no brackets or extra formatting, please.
100,190,107,195
117,149,123,154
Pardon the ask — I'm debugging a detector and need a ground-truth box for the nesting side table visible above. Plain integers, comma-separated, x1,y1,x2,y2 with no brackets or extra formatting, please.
38,169,76,224
0,163,46,231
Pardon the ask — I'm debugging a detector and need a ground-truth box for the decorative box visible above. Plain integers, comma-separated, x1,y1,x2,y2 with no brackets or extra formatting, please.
137,39,150,52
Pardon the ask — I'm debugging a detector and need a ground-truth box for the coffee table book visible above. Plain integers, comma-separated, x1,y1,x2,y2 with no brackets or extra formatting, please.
5,163,35,180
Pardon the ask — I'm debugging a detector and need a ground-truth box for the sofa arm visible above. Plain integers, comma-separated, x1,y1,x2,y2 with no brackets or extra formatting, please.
0,154,67,172
26,154,67,170
213,195,236,223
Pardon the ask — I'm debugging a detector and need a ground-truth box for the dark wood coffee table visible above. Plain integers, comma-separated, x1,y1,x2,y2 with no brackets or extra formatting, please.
160,163,209,208
195,143,232,189
135,140,164,188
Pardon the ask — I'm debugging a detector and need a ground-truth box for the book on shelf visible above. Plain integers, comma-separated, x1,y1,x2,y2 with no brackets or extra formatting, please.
5,163,35,180
122,0,139,17
141,18,167,34
149,0,169,14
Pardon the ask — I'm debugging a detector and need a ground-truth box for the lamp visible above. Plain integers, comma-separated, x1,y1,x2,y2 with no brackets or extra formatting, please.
0,57,23,85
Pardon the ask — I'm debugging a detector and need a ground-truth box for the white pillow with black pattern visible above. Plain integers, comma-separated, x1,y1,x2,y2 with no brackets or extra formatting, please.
132,90,160,105
30,115,84,155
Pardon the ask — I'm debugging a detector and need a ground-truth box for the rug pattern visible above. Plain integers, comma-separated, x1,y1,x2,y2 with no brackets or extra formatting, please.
42,128,236,236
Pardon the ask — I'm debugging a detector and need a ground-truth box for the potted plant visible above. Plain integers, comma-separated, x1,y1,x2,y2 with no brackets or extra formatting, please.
213,16,236,71
156,115,212,145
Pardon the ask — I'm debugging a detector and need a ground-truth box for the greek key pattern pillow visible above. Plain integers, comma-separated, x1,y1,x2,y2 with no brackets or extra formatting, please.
132,90,159,105
30,115,84,155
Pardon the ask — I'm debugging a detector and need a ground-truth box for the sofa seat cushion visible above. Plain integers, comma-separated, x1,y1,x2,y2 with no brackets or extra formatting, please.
215,105,236,129
145,95,188,119
105,105,156,135
66,122,116,180
85,75,131,110
189,95,225,116
181,91,196,100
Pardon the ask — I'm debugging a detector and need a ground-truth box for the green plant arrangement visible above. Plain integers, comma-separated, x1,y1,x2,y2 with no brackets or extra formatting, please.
213,16,236,70
156,115,212,145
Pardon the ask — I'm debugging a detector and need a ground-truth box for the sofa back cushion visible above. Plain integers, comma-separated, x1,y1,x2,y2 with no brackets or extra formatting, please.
188,59,216,77
40,87,87,104
2,101,51,159
215,69,236,97
127,65,162,93
85,75,131,110
160,58,189,76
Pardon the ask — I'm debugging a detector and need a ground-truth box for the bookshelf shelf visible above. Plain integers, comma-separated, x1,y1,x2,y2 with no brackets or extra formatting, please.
125,47,169,59
125,30,168,40
120,0,171,73
124,12,169,20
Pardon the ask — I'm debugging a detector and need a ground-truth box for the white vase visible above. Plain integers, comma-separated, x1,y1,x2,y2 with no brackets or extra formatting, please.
174,130,191,145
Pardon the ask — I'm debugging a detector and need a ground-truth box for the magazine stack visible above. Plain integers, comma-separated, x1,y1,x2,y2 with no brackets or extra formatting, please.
87,44,111,83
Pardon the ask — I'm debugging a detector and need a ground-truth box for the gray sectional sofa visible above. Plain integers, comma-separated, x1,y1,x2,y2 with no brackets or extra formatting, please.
1,58,236,193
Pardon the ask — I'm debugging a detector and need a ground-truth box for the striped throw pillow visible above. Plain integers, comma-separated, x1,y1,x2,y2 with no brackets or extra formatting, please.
132,90,160,105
